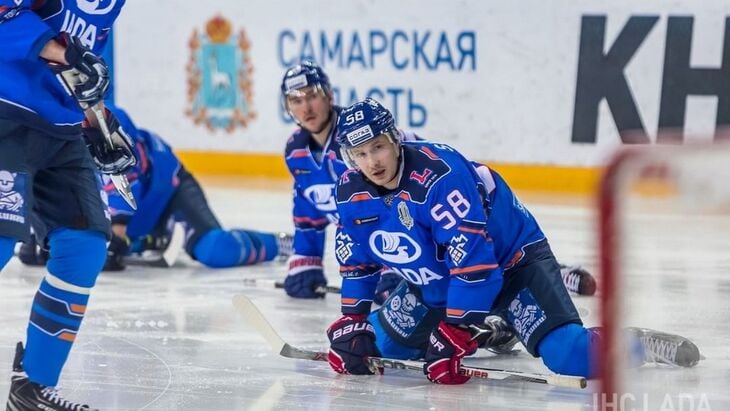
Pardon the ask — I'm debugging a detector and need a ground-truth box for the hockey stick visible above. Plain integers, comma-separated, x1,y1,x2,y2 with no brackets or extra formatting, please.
241,278,342,295
124,223,185,268
54,68,138,210
231,293,587,389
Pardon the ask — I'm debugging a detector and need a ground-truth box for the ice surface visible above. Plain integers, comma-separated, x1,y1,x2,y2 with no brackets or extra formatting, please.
0,180,727,410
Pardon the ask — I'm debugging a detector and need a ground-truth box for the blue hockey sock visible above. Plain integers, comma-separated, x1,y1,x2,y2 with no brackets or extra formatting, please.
0,235,15,270
24,229,106,387
193,229,277,268
537,323,599,378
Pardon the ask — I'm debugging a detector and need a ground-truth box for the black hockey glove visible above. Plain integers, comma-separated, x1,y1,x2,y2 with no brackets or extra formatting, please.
82,108,137,175
17,236,49,267
104,234,131,271
327,314,383,375
58,33,110,107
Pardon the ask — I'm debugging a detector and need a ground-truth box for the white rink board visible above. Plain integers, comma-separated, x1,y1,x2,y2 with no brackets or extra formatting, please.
113,0,730,167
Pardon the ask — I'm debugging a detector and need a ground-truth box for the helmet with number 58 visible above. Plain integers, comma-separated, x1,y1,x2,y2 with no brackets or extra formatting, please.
336,98,402,188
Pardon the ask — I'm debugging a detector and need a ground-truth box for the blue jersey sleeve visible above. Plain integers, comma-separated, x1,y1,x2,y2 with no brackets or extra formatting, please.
334,224,381,315
0,2,56,62
429,173,504,324
291,186,328,258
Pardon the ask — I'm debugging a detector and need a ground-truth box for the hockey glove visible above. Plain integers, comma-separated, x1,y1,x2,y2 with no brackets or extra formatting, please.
82,108,137,175
373,270,402,306
283,255,327,298
327,314,383,375
17,236,49,267
103,234,131,271
58,33,110,107
471,315,519,355
424,321,479,384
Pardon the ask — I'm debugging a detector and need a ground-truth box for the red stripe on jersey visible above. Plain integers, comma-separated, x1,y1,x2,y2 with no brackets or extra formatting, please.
289,149,309,158
293,216,328,225
350,193,373,202
341,298,359,305
420,146,439,160
457,226,485,235
450,264,498,275
446,308,465,317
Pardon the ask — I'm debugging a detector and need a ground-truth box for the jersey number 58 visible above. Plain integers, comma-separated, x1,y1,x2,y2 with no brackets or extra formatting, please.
430,189,471,229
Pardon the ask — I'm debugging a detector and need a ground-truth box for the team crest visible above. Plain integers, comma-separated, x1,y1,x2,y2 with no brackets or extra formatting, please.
397,201,413,230
186,15,256,132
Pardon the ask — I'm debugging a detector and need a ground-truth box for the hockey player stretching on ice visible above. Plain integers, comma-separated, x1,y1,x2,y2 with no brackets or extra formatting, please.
325,99,701,383
280,61,595,299
19,105,294,271
0,0,130,409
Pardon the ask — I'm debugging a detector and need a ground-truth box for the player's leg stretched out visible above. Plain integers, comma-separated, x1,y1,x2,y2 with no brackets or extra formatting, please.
169,168,292,268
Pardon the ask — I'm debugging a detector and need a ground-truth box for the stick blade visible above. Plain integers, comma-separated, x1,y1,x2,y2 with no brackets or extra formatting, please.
232,294,286,353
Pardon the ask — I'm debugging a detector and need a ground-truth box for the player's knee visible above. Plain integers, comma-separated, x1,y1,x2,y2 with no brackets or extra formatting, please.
0,236,16,269
46,229,107,288
193,229,244,268
538,323,597,378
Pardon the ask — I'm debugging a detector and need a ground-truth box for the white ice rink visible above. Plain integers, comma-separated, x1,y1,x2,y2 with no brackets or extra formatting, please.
1,178,728,410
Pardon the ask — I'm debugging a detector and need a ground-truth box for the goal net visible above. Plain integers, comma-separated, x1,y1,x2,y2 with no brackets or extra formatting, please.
597,139,730,410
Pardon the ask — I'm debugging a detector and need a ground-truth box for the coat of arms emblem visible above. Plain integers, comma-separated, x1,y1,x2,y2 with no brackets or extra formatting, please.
186,15,256,132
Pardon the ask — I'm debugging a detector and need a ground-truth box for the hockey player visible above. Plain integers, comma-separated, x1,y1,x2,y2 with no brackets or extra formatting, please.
280,60,415,299
325,98,701,383
0,0,130,409
19,105,294,271
280,61,596,299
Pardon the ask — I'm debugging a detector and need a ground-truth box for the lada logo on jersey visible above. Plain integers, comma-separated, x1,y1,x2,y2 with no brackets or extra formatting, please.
369,230,422,264
187,15,256,132
303,184,336,211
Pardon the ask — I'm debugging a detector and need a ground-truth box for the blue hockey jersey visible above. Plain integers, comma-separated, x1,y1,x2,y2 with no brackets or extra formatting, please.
284,107,420,259
102,106,181,239
334,141,545,324
0,0,124,137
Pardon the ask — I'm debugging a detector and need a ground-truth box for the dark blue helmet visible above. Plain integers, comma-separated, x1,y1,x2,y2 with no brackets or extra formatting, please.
280,60,331,97
336,98,397,149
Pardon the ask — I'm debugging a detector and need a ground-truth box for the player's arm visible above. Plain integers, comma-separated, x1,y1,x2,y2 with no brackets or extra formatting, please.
423,174,503,384
0,1,57,62
429,174,503,325
282,186,329,298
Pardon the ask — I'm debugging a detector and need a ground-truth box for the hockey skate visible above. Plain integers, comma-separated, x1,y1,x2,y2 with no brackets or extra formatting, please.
6,342,97,411
559,264,597,296
276,232,294,260
627,327,701,367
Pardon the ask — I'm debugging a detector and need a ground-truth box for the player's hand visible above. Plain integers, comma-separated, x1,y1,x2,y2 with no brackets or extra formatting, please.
17,236,49,267
373,270,402,305
82,108,137,175
59,33,110,107
424,321,479,384
103,234,130,271
327,314,382,375
283,255,327,298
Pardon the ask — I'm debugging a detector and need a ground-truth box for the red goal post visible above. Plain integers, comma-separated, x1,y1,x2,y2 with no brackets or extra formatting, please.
598,137,730,398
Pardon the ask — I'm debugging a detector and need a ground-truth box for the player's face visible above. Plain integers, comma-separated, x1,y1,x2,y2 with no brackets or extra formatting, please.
286,86,332,133
349,134,400,189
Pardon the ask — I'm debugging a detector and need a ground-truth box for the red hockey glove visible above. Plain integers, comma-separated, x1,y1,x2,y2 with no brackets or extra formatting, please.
424,321,479,384
327,314,382,375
